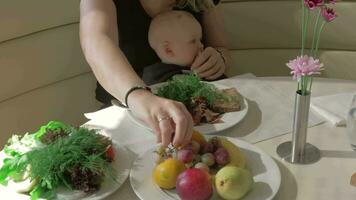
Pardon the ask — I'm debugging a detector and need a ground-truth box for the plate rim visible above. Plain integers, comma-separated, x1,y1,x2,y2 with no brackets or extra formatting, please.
129,136,281,200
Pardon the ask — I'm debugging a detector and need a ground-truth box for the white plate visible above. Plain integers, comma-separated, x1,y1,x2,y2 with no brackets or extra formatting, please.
0,142,131,200
126,82,248,134
130,136,281,200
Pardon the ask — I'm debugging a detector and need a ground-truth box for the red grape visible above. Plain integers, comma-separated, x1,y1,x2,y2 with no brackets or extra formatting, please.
178,149,194,163
214,147,230,166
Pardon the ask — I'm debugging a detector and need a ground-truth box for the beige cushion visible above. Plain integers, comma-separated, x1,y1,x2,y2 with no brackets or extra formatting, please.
0,0,97,145
227,49,356,80
0,73,99,147
0,24,91,102
0,0,79,43
221,0,356,80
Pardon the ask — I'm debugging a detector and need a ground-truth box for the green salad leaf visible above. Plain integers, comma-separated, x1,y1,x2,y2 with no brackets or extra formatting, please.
33,121,70,140
0,121,116,200
156,74,228,107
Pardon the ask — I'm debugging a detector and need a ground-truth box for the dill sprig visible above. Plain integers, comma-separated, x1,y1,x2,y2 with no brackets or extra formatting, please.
26,127,114,198
156,74,228,107
0,122,117,200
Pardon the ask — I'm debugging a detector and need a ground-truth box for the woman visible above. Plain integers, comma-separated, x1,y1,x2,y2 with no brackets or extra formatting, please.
79,0,232,148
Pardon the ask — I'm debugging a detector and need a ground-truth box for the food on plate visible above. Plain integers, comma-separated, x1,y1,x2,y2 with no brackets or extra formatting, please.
0,121,117,200
215,166,253,200
219,137,246,169
156,74,242,125
153,158,186,189
152,131,253,200
176,168,213,200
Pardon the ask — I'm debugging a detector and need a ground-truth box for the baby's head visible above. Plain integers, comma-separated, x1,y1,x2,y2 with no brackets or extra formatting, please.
148,11,203,66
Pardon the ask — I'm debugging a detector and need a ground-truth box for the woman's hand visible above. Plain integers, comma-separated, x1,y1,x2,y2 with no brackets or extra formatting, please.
127,90,193,148
191,47,226,80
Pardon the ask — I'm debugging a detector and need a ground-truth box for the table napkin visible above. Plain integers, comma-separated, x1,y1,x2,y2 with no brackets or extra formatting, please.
311,92,356,126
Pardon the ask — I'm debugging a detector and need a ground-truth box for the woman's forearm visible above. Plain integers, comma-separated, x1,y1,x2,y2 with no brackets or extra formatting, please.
215,47,232,71
80,0,145,102
81,32,145,101
202,2,232,73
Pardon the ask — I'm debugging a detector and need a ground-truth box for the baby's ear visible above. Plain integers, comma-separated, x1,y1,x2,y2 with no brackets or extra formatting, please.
163,41,174,56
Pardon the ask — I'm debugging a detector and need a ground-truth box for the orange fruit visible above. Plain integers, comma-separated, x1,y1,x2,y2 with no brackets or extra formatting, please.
153,158,186,189
191,130,207,146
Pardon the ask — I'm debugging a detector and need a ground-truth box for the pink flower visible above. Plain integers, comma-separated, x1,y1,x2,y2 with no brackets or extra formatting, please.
304,0,324,9
286,55,324,80
322,7,337,22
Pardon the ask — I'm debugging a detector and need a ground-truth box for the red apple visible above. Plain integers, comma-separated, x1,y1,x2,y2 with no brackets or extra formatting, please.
176,168,213,200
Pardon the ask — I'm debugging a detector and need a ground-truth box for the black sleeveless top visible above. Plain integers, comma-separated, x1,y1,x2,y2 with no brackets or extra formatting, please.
96,0,220,104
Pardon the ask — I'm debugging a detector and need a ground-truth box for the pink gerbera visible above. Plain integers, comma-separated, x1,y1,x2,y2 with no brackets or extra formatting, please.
286,55,324,80
304,0,324,9
322,6,337,22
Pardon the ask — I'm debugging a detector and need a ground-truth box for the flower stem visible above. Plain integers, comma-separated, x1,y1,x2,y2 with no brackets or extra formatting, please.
302,8,310,56
301,0,305,55
314,21,326,57
308,77,314,93
310,8,322,56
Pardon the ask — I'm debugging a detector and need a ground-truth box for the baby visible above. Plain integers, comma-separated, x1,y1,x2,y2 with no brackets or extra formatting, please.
143,10,204,85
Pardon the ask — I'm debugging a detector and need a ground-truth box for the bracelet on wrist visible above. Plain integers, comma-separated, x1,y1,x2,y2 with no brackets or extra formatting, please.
215,48,226,64
124,86,152,108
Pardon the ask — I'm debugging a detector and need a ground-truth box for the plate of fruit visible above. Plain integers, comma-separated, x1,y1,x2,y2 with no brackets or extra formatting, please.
0,121,131,200
124,74,248,134
130,131,281,200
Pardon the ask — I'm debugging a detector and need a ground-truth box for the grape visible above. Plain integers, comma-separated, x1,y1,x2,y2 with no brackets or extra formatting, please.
190,141,201,154
214,147,230,166
209,137,221,152
193,154,201,163
200,143,214,154
201,153,215,166
194,162,210,173
177,149,194,163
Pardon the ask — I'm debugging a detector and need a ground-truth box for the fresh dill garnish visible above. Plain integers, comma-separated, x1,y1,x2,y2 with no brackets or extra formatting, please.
26,127,114,198
156,74,228,107
0,122,117,200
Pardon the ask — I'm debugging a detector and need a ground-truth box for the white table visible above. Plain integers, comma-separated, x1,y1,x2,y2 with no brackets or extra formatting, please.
93,77,356,200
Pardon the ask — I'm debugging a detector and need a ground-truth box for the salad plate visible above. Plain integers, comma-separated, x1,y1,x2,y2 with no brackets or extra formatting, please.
130,136,281,200
125,82,248,134
0,122,131,200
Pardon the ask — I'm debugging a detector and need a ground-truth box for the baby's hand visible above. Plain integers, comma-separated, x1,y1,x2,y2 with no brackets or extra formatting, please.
191,47,226,80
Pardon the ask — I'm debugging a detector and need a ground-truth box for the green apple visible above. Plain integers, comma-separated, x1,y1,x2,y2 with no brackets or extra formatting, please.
215,166,253,200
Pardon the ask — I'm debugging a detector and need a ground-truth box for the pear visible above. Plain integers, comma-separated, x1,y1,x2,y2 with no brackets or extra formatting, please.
218,137,246,168
215,166,253,200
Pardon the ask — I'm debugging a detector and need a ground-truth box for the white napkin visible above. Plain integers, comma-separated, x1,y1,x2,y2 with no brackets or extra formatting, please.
311,93,356,126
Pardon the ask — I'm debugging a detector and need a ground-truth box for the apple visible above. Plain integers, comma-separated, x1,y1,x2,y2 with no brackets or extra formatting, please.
176,168,213,200
215,166,253,200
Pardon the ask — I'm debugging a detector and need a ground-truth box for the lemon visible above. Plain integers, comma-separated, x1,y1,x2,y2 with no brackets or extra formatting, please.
153,158,186,189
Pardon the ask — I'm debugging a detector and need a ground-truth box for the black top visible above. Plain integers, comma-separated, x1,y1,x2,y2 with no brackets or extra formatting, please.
96,0,220,104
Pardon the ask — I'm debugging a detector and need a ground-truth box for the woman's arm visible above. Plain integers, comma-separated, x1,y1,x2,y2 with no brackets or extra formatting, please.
191,2,232,79
80,0,145,101
79,0,193,147
202,3,232,70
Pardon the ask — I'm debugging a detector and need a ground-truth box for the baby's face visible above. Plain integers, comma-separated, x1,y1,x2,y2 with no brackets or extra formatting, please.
168,18,203,66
